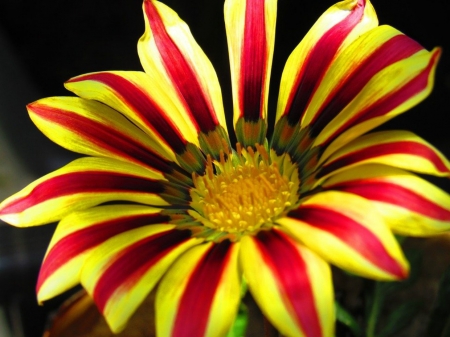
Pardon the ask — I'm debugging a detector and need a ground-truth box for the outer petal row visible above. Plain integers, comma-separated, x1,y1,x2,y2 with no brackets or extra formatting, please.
156,241,241,337
0,157,175,227
276,0,377,125
315,45,441,157
317,130,450,180
241,230,334,337
37,205,170,302
225,0,277,146
138,0,229,158
278,191,409,280
81,226,203,333
28,96,178,173
65,71,208,173
323,164,450,236
272,0,440,164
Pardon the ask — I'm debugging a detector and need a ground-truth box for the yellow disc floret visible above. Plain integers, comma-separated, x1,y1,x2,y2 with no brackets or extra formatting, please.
190,144,298,236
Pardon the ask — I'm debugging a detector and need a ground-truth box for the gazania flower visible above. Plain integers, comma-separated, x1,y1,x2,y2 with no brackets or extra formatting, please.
1,0,449,336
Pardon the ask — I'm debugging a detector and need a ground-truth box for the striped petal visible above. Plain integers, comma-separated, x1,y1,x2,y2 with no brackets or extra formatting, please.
225,0,276,146
138,0,229,158
241,229,334,337
322,164,450,236
277,191,408,280
28,96,182,174
314,43,441,158
0,157,176,227
80,226,202,333
37,205,169,302
64,72,206,173
275,0,377,126
156,241,241,337
317,130,450,180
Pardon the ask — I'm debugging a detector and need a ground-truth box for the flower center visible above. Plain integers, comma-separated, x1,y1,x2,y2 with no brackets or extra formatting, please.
190,144,298,235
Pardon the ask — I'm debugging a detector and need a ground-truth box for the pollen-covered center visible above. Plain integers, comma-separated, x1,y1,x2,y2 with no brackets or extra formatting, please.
190,144,298,235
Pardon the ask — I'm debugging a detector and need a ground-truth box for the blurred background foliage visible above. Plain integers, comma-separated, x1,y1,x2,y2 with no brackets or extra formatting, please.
0,0,449,336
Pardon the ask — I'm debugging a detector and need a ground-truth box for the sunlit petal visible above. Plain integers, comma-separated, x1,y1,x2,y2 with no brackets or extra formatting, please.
37,205,168,302
138,0,229,158
225,0,277,146
81,226,202,333
317,130,450,180
28,96,180,172
316,46,441,158
64,71,208,172
323,164,450,236
0,157,174,227
278,191,408,280
241,230,334,337
156,241,241,337
275,0,377,125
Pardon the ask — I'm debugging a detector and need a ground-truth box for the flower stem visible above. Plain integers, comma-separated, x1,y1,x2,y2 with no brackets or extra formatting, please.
366,282,383,337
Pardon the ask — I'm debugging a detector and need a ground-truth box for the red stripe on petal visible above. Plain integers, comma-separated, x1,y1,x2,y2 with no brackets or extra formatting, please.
331,181,450,221
94,229,192,312
143,1,218,133
37,212,170,292
319,141,449,178
173,240,232,337
288,206,406,278
66,73,187,154
285,0,366,124
310,35,423,137
256,230,322,337
0,172,164,215
326,49,440,143
31,103,174,172
240,0,267,121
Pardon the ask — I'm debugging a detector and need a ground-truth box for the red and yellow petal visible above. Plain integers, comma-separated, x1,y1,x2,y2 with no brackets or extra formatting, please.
317,130,450,180
65,72,198,154
80,226,203,333
225,0,276,146
315,45,441,157
275,0,377,125
65,71,209,173
156,241,241,337
241,229,334,337
37,205,169,302
278,191,408,280
0,157,172,227
28,96,179,173
323,164,450,236
138,0,229,158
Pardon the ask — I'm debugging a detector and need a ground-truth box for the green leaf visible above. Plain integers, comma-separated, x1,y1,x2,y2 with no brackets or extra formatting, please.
377,300,422,337
226,302,248,337
365,281,385,337
364,248,423,337
335,301,362,337
426,264,450,337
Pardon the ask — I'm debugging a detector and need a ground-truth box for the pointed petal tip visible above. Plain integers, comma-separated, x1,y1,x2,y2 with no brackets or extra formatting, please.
399,265,409,280
0,213,16,227
432,46,442,55
26,100,42,112
431,47,442,68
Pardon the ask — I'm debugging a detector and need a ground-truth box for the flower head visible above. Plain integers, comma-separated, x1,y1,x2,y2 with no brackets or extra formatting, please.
1,0,449,336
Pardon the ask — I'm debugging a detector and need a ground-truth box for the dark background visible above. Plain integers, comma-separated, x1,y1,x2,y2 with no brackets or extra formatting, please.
0,0,449,336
